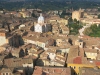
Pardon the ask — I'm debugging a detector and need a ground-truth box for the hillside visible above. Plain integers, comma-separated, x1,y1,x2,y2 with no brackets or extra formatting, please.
0,0,100,11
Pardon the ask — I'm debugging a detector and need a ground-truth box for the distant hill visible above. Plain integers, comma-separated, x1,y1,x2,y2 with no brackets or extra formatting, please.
0,0,100,2
27,0,99,1
0,0,25,2
9,0,25,2
0,0,100,11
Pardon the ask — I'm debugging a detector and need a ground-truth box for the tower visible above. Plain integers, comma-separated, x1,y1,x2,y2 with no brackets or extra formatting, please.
34,13,44,33
75,39,84,48
72,11,81,21
0,30,8,46
34,13,52,33
38,13,44,24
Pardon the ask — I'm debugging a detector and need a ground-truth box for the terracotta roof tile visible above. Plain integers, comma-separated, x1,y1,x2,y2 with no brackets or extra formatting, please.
73,56,82,64
54,68,63,73
33,66,71,75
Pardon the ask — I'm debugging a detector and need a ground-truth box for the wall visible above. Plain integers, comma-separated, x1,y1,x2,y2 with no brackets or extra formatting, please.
0,36,7,46
85,52,97,59
67,63,100,74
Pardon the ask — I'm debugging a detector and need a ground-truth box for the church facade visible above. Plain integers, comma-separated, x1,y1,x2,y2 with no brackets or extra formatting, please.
34,14,52,33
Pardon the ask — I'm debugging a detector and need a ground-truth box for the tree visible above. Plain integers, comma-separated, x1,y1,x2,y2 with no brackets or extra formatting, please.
60,10,67,18
83,27,92,35
31,13,37,18
90,24,97,32
74,18,77,23
98,14,100,19
68,17,73,23
68,17,83,35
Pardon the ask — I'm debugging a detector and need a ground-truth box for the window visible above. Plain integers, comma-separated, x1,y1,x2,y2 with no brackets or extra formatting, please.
2,73,5,75
74,72,76,75
9,73,11,75
6,73,8,75
74,66,76,69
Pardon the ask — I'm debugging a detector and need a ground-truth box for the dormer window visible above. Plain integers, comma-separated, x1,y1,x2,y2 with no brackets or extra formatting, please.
2,73,5,75
80,43,81,45
6,73,8,75
92,46,94,49
1,73,11,75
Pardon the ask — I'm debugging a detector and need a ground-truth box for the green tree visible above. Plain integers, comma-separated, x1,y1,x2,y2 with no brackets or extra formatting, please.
98,14,100,19
90,24,97,32
98,8,100,12
68,17,83,35
83,27,92,35
31,13,37,18
74,18,77,23
68,17,73,23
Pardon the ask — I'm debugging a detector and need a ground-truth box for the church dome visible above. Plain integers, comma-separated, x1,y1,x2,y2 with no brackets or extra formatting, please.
38,13,44,24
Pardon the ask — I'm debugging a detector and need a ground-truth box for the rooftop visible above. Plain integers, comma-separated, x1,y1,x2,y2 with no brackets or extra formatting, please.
33,66,71,75
79,67,100,75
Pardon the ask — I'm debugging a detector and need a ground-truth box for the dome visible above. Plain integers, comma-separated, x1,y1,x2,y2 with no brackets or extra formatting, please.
38,13,44,24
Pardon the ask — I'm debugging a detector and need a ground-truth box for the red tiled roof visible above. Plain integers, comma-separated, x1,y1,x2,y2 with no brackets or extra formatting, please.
73,56,82,64
33,66,71,75
95,61,100,66
33,66,42,75
54,68,63,73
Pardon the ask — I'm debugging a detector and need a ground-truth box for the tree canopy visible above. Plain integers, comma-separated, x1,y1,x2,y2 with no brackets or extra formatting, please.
83,27,92,35
83,24,100,37
98,14,100,19
68,17,83,35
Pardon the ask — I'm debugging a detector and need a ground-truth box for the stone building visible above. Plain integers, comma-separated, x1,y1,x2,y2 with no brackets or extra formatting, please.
72,11,81,21
34,14,52,33
0,30,9,46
